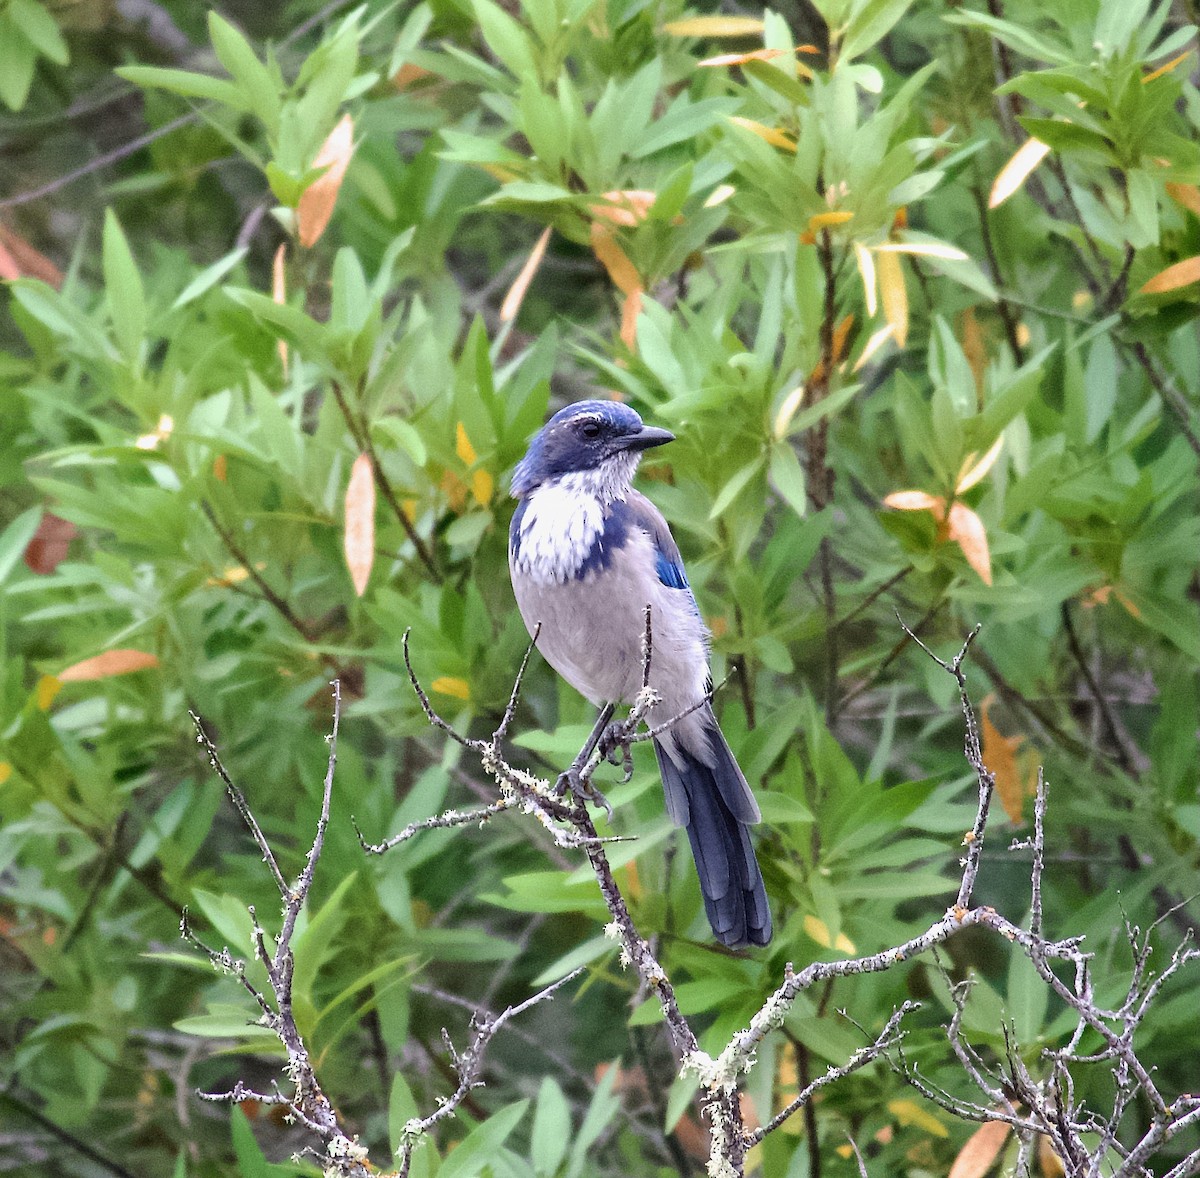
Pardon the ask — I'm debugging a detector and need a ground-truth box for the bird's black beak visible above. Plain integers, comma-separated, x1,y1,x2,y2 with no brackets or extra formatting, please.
620,425,675,452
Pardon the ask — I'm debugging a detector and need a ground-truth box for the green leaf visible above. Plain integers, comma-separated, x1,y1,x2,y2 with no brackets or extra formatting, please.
438,1099,529,1178
531,1078,571,1177
568,1065,621,1176
0,506,42,585
0,18,37,111
116,65,255,113
769,442,808,517
10,0,68,65
840,0,917,63
709,457,765,519
103,210,147,364
171,247,248,309
208,13,281,136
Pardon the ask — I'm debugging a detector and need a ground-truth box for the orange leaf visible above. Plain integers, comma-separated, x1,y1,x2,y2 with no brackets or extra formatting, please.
947,501,993,584
884,490,944,513
297,114,355,248
1143,49,1194,84
1166,182,1200,219
663,16,765,36
1138,255,1200,295
981,695,1024,822
808,210,854,232
989,137,1051,209
877,249,908,347
24,512,77,574
728,117,797,152
831,313,855,363
272,242,288,375
391,62,431,89
0,223,63,287
500,226,552,322
699,48,786,67
344,453,375,597
588,189,656,227
590,222,642,296
58,650,160,681
213,454,228,482
949,1119,1012,1178
620,288,644,351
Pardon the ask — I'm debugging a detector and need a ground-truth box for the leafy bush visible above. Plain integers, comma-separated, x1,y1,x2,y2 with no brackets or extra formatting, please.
1,0,1198,1174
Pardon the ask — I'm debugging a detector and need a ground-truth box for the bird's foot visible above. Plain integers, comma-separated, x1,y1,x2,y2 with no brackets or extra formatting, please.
598,720,637,784
553,764,613,824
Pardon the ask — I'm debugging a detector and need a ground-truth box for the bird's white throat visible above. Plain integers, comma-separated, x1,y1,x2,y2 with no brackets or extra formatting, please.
511,456,638,584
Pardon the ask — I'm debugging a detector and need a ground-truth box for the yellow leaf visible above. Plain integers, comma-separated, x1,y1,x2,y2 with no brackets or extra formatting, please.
297,113,355,248
956,435,1004,493
960,306,987,400
877,249,908,347
773,384,806,439
663,16,765,36
947,501,993,585
134,413,174,451
1166,182,1200,219
803,914,856,954
471,468,494,506
854,241,877,316
809,210,854,232
500,226,552,323
455,421,478,466
36,675,61,710
884,489,944,513
853,323,896,372
981,695,1025,823
344,453,376,597
1143,49,1193,83
58,650,159,682
949,1120,1012,1178
875,239,969,261
699,48,787,67
704,183,736,208
273,242,289,375
1039,1135,1066,1177
728,116,797,152
1138,255,1200,295
0,762,10,785
888,1099,949,1138
431,676,471,700
990,137,1051,208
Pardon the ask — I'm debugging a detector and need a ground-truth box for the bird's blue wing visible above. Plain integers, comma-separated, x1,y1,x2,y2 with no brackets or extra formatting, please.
627,491,690,591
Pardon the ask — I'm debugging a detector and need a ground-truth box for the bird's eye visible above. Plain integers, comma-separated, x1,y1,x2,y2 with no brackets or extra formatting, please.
580,420,601,439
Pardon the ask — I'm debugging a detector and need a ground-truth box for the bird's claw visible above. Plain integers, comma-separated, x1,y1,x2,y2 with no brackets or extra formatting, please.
554,765,614,824
598,721,636,784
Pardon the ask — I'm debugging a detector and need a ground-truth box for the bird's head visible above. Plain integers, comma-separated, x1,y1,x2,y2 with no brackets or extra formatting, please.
510,400,674,499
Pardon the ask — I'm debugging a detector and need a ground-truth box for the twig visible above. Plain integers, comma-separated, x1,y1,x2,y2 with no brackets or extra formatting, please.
394,970,586,1178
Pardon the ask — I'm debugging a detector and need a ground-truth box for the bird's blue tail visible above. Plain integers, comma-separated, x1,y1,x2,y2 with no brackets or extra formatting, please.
654,716,772,948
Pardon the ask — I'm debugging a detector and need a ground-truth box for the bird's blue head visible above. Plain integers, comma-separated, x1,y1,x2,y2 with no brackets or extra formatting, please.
510,400,674,498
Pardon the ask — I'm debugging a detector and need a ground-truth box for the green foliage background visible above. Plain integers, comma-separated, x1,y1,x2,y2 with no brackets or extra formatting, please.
1,0,1198,1174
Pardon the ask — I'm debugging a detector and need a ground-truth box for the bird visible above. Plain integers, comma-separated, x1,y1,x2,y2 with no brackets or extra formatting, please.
508,399,772,948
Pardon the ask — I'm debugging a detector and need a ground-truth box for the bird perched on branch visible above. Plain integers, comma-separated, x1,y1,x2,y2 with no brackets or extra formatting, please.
508,400,772,948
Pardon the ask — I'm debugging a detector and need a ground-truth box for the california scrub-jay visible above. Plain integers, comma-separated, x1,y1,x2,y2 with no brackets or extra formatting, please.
508,400,772,948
